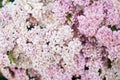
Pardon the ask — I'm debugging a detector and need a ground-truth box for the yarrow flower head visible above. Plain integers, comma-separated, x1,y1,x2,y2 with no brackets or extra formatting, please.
53,0,75,24
0,0,120,80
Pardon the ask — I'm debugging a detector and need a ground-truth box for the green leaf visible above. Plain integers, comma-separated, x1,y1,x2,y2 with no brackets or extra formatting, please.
108,25,120,31
8,68,15,77
66,13,72,22
7,0,14,3
40,26,43,29
7,52,14,64
107,58,112,69
4,66,9,69
98,68,102,75
9,0,14,2
26,69,30,78
27,3,33,9
0,72,7,80
0,0,3,8
0,0,15,8
3,66,15,78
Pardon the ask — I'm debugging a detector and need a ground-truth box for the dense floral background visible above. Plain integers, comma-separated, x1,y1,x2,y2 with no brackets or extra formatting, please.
0,0,120,80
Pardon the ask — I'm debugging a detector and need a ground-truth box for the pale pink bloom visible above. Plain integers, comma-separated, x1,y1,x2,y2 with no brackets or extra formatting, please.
78,15,97,36
0,54,11,68
112,31,120,45
74,53,85,73
83,72,101,80
103,0,120,26
105,7,120,26
84,1,104,27
0,54,26,80
0,9,13,27
74,0,90,6
108,45,120,60
1,68,29,80
96,26,120,48
84,59,103,80
72,54,86,78
116,24,120,29
78,1,104,36
47,66,72,80
53,0,75,23
95,26,113,48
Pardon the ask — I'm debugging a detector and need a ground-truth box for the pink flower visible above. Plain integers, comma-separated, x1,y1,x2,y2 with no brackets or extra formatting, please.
112,31,120,45
1,67,29,80
47,66,72,80
95,26,113,48
10,68,29,80
53,0,75,24
74,53,85,75
105,7,119,26
0,9,13,27
74,0,90,6
78,1,104,36
103,0,120,27
108,45,120,60
84,1,104,25
96,26,120,48
78,15,97,37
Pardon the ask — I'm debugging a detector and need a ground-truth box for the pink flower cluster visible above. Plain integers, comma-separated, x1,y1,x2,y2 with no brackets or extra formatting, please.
78,1,104,36
53,0,120,80
0,0,120,80
53,0,120,47
53,0,75,23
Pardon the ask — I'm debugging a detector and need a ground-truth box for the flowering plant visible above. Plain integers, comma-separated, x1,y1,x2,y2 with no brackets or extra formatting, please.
0,0,120,80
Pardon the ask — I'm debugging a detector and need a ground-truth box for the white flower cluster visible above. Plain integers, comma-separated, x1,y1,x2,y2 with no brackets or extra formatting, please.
0,0,82,79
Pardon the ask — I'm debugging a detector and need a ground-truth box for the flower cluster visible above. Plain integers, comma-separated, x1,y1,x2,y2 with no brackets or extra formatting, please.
0,0,120,80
